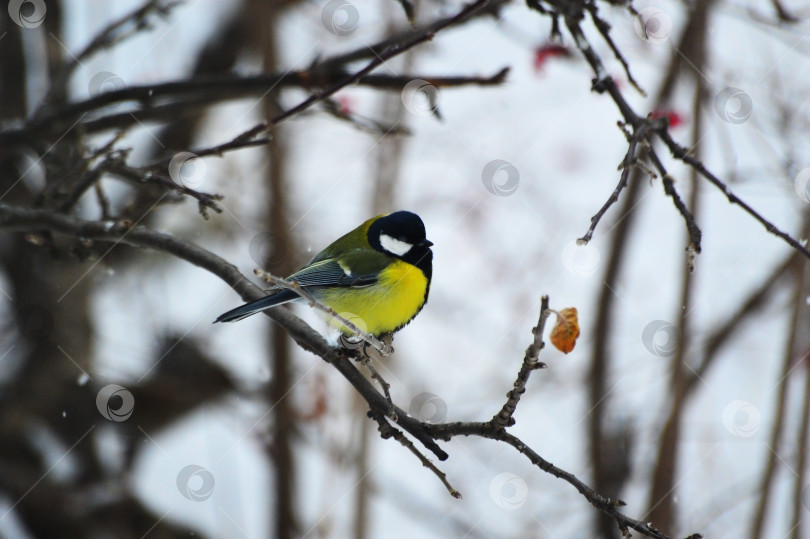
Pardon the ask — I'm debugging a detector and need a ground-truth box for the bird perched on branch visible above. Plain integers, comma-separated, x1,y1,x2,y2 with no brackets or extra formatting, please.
215,211,433,338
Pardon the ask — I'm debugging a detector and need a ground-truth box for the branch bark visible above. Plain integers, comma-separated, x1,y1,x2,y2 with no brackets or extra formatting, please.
0,203,702,539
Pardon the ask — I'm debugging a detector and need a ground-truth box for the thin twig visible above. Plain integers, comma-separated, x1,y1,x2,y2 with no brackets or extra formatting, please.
656,128,810,258
35,0,179,115
260,0,494,132
647,146,703,252
556,5,808,259
357,353,397,419
104,162,224,218
93,182,112,220
584,3,646,95
318,0,508,69
579,121,653,244
321,98,412,136
369,410,461,498
491,296,550,428
392,0,416,24
254,269,393,356
7,68,507,144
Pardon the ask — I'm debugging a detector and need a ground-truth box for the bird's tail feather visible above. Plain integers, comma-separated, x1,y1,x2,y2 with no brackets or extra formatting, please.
214,289,299,323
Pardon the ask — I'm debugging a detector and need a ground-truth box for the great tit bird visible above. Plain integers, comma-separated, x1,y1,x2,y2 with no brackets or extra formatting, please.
215,211,433,336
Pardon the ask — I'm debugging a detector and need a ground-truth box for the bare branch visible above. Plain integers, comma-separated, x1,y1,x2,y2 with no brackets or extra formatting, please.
584,4,646,95
578,121,654,245
260,0,496,133
647,145,703,253
6,69,508,143
103,161,224,218
539,2,808,259
0,203,701,537
655,128,810,258
391,0,416,24
36,0,179,113
369,410,460,499
254,270,393,356
318,0,508,69
490,296,550,428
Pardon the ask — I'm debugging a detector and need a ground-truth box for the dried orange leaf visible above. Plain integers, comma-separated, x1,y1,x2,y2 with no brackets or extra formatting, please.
550,307,580,354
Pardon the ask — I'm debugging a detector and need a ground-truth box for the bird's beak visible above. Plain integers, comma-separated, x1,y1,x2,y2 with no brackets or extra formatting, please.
420,239,434,247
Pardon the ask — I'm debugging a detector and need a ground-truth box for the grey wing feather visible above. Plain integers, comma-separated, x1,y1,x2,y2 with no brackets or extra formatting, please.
287,259,377,287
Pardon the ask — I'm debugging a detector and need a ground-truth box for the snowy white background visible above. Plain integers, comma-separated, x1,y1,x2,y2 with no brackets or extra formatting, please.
30,0,810,537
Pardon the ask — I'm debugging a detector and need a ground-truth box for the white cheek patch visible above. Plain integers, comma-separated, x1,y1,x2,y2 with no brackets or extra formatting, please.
380,233,413,256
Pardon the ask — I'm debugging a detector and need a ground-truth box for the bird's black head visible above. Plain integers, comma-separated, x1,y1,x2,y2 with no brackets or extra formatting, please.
368,211,433,278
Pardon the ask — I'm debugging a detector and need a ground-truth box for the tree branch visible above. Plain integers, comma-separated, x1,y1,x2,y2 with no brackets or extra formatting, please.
0,202,701,538
258,0,495,133
578,121,654,244
490,296,550,428
655,128,810,258
5,67,508,143
254,269,393,356
368,410,460,498
532,0,809,260
35,0,179,114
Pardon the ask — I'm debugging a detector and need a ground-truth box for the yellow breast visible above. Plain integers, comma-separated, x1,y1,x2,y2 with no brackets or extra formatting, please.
319,260,429,336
